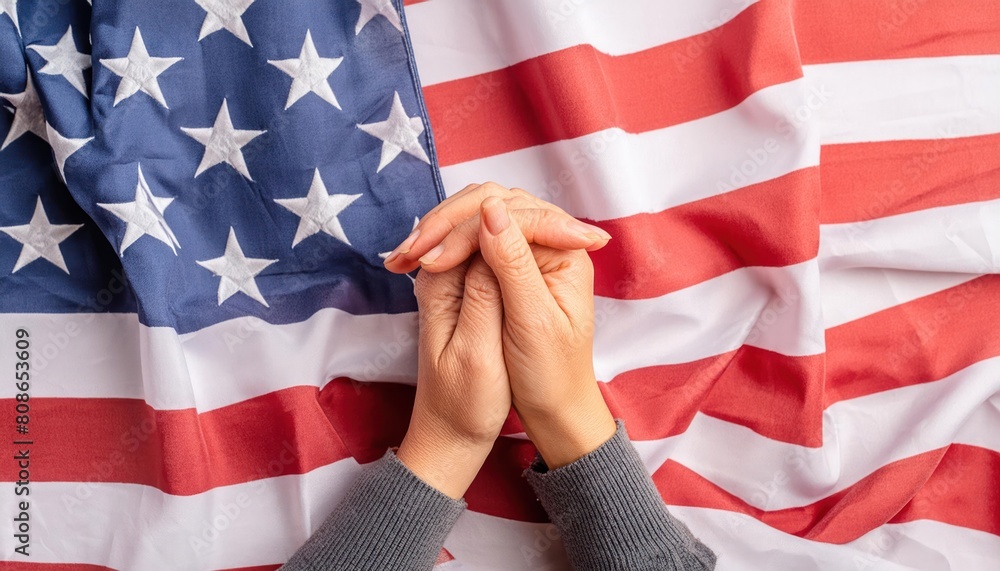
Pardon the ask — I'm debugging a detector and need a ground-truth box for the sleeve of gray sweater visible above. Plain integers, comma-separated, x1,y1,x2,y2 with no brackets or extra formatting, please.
524,420,717,570
280,421,716,571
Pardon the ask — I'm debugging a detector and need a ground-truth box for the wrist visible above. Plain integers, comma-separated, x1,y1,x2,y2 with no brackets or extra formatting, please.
396,421,493,499
518,385,616,469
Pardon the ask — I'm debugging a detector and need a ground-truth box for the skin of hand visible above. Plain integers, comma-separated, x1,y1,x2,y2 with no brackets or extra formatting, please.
383,182,612,275
395,255,512,499
476,196,618,469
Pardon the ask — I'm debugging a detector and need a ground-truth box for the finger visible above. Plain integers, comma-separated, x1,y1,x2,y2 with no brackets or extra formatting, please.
422,182,554,224
396,207,610,274
477,197,559,319
383,182,561,269
413,260,469,355
453,256,504,347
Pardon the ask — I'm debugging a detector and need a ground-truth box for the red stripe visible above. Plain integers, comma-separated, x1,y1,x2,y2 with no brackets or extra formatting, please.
424,0,801,166
466,437,547,521
656,444,1000,542
826,275,1000,404
608,275,1000,448
0,384,375,495
7,443,994,559
890,444,1000,536
602,348,825,447
2,376,996,531
588,168,819,300
1,352,821,494
6,277,996,493
795,0,1000,64
6,272,996,492
820,134,1000,225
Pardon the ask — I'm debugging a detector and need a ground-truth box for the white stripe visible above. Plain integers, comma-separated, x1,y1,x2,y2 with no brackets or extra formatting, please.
3,261,821,410
407,0,759,86
594,259,823,382
438,56,999,225
639,357,1000,510
805,55,1000,144
819,198,1000,275
4,362,996,570
955,389,1000,452
446,511,1000,571
0,459,364,570
5,308,418,411
440,79,820,221
820,268,979,329
703,516,1000,571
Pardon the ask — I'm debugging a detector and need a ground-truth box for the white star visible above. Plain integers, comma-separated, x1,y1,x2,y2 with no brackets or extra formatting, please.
28,26,91,97
355,0,402,35
0,197,82,274
275,169,360,247
357,91,429,172
97,165,179,255
197,228,277,307
0,0,19,35
0,72,47,150
268,30,343,110
181,99,265,180
193,0,256,46
46,123,92,180
100,28,182,108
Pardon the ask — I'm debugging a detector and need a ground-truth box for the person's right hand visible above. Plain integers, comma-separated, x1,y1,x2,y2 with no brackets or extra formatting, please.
476,197,617,469
383,182,611,275
396,256,510,499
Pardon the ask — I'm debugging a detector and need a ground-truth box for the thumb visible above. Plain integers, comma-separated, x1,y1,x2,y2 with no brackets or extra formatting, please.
478,196,555,319
453,256,503,344
413,260,468,355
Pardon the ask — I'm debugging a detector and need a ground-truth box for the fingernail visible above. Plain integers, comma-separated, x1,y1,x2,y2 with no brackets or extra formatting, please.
394,228,420,255
568,220,612,241
483,200,509,235
383,250,400,265
419,244,444,266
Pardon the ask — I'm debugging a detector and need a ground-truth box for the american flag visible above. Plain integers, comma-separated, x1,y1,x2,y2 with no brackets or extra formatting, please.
1,0,998,569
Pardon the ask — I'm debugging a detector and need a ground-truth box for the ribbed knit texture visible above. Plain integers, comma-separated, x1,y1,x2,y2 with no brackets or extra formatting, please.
525,421,717,570
279,450,465,571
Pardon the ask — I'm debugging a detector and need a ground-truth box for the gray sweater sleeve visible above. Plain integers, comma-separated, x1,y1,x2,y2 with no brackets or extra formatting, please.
281,422,715,571
279,450,465,571
524,421,717,570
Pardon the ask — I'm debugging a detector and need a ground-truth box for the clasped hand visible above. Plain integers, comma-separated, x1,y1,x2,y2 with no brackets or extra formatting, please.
384,183,617,499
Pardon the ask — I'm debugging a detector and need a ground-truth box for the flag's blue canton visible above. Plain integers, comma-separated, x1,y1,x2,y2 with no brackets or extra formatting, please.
0,0,442,334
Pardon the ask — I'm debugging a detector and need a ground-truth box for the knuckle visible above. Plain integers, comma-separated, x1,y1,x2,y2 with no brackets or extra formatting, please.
478,181,510,197
496,242,535,276
458,183,480,196
464,274,501,305
449,221,480,250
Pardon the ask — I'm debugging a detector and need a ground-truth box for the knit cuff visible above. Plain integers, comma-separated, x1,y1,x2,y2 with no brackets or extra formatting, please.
525,420,716,570
281,451,465,571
